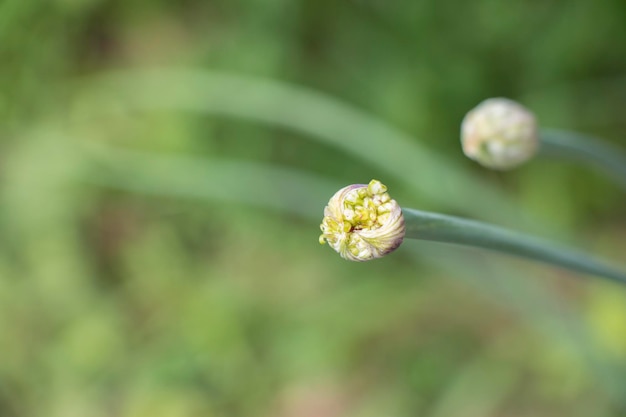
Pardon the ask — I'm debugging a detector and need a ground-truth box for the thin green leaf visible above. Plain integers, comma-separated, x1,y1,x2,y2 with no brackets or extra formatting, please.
76,68,530,226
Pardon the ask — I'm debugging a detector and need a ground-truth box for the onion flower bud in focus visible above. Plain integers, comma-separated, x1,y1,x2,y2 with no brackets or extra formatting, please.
319,179,405,261
461,98,538,170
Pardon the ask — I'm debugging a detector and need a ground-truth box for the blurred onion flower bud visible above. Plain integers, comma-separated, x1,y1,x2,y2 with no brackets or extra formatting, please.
319,179,405,261
461,98,538,170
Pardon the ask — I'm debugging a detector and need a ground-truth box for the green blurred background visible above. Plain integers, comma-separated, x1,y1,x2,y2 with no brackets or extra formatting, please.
2,0,626,416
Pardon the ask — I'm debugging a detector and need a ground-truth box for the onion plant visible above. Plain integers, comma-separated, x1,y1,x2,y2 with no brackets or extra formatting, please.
461,97,626,190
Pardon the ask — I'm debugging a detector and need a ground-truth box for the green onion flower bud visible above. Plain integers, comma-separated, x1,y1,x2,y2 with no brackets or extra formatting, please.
319,179,405,261
461,98,538,170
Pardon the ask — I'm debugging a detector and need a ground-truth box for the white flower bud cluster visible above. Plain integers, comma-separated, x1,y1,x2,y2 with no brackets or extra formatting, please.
319,179,405,261
461,98,538,170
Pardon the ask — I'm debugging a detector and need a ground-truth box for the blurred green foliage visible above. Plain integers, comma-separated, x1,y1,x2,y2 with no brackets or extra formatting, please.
1,0,626,416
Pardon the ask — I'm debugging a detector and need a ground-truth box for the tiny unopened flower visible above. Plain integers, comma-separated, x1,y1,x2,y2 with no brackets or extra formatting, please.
319,179,405,261
461,98,538,170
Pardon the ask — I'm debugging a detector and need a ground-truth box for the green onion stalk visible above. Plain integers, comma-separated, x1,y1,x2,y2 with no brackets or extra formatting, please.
460,97,626,190
319,179,626,285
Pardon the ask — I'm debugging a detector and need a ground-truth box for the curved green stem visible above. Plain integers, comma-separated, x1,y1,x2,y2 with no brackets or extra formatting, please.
77,69,530,226
539,128,626,191
403,208,626,285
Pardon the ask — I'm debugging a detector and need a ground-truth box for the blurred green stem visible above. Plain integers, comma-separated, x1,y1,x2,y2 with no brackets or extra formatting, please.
79,69,531,226
540,128,626,191
403,208,626,285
